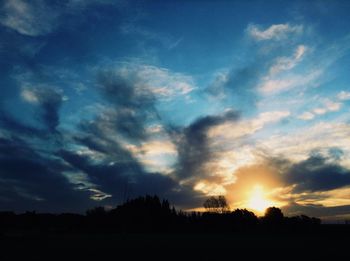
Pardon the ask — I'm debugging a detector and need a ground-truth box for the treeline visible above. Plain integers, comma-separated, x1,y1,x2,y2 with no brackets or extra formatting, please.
0,195,321,235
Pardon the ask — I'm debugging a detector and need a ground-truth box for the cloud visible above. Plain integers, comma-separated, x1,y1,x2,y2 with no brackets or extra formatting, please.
168,37,183,50
96,69,156,142
298,98,342,121
258,68,321,94
0,0,59,36
187,111,290,195
194,181,226,196
206,61,265,110
269,45,307,75
172,110,240,182
59,147,204,209
208,110,290,140
283,202,350,220
125,139,177,173
95,64,196,143
221,150,350,215
2,84,64,137
0,0,120,36
21,87,63,132
110,64,195,99
256,34,350,97
28,61,204,209
313,107,327,115
298,111,315,120
99,64,195,100
337,91,350,101
120,23,184,50
206,39,308,106
247,23,303,41
324,99,342,112
59,148,147,194
0,136,93,212
21,88,39,103
63,110,179,199
62,66,204,208
283,154,350,193
0,112,45,138
313,98,343,115
257,121,350,166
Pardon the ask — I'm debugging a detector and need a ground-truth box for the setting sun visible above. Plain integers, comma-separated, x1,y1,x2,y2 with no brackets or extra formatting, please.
247,185,274,213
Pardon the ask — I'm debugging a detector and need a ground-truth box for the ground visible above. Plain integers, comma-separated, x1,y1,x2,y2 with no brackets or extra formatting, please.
1,226,349,260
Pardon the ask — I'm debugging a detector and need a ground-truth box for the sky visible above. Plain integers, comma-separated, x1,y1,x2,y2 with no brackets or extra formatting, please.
1,0,350,220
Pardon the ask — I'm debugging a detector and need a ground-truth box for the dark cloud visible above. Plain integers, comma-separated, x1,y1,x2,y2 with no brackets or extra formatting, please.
206,61,267,110
63,87,205,208
284,154,350,193
97,70,155,111
173,110,240,180
283,202,350,220
0,136,92,213
96,69,158,142
0,86,63,136
0,111,45,138
29,87,63,132
59,148,204,209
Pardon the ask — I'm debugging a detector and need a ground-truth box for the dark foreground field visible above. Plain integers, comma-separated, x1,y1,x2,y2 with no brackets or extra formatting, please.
1,226,349,260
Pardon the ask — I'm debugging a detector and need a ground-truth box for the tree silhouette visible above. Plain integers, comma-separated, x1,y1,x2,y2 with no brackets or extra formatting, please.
203,195,230,214
0,194,323,235
263,207,284,225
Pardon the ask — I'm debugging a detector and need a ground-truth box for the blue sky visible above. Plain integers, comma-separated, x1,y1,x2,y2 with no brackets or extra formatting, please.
1,0,350,219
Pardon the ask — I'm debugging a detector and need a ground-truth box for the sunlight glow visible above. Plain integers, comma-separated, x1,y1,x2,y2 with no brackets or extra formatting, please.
247,185,274,213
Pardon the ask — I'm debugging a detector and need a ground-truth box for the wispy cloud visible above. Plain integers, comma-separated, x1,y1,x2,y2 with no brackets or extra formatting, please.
298,98,343,121
259,68,322,95
107,63,195,101
121,23,183,50
247,23,303,41
269,45,307,75
0,0,120,36
257,43,321,95
258,121,350,167
208,110,290,140
0,0,59,36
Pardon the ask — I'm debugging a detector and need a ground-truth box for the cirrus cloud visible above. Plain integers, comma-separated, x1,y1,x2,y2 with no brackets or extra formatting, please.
247,23,303,41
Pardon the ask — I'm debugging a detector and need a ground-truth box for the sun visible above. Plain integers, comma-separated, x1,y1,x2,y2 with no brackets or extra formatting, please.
247,185,274,213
